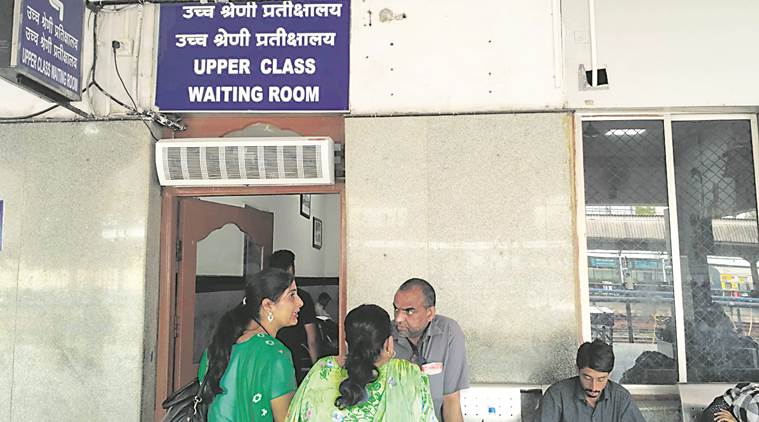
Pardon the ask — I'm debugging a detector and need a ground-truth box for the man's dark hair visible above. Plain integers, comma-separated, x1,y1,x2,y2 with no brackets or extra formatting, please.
576,339,615,373
398,278,436,307
269,250,295,271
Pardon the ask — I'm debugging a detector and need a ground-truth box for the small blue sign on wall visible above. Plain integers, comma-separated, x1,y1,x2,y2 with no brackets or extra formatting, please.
16,0,84,101
155,0,350,112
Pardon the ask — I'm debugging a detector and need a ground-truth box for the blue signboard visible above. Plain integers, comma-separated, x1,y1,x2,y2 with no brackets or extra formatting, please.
630,258,660,270
589,256,618,269
155,0,349,112
17,0,84,100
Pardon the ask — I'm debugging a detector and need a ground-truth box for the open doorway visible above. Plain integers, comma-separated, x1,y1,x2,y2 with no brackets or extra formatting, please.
154,186,344,421
194,194,341,383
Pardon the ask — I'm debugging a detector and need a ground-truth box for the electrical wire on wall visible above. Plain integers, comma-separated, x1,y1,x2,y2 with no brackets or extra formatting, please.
0,104,60,121
0,1,185,138
89,2,185,134
85,3,164,140
112,42,159,141
85,6,136,113
0,81,100,121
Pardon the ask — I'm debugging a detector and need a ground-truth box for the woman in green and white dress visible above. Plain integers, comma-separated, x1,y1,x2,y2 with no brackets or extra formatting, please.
286,304,437,422
199,268,304,422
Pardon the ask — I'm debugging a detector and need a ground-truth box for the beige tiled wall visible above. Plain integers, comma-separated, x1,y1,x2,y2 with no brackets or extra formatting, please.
0,121,160,421
345,113,579,383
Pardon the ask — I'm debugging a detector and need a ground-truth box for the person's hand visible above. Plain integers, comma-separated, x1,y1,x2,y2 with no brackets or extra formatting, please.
714,409,737,422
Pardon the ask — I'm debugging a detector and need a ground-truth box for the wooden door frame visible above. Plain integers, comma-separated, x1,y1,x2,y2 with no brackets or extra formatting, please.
175,198,274,388
154,184,346,421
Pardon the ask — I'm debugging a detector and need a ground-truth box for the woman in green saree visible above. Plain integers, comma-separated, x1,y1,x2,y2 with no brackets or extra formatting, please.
286,304,437,422
199,268,304,422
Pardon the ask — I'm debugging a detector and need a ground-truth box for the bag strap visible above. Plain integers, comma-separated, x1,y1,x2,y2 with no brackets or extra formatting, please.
193,352,219,414
191,376,210,416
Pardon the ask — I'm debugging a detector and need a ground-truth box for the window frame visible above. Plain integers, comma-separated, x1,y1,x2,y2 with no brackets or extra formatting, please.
575,113,759,387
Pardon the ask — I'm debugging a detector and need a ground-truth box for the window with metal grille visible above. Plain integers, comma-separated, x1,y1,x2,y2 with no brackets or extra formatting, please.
580,116,759,384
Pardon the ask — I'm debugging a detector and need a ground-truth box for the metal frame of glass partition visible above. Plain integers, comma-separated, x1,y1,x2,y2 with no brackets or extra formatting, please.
575,113,759,388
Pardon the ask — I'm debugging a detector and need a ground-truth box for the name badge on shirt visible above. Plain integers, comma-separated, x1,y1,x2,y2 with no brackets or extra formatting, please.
421,362,443,376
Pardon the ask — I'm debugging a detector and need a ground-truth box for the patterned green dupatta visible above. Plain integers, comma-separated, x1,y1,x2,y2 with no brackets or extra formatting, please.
285,356,438,422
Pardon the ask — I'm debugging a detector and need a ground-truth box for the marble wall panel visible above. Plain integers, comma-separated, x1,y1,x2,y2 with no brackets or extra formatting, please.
0,125,26,422
345,113,579,383
346,116,430,306
0,121,160,421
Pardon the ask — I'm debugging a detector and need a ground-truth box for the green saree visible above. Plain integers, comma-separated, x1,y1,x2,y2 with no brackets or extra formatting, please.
286,356,437,422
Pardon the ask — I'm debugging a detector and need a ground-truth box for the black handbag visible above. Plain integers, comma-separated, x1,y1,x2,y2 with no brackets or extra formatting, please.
161,377,210,422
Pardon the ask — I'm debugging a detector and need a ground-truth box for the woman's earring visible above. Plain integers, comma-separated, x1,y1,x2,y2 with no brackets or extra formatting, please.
267,311,274,322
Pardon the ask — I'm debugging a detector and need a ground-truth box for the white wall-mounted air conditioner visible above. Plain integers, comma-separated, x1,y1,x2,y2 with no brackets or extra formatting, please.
155,137,335,186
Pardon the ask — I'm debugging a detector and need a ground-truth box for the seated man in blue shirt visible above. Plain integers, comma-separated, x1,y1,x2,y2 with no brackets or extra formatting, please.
536,339,645,422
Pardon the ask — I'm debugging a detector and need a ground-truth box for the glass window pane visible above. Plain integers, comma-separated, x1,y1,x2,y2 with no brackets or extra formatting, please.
193,225,252,364
583,120,679,384
672,120,759,382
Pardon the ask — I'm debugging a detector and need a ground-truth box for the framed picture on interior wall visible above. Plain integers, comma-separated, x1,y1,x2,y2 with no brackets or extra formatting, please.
300,194,311,219
312,217,322,249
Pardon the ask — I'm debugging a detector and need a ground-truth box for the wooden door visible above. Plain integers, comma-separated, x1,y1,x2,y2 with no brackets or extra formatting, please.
173,198,273,387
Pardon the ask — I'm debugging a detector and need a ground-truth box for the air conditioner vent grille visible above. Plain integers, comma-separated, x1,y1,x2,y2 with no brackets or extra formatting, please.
224,146,240,179
243,146,260,179
155,137,335,186
166,147,184,180
264,146,279,179
304,146,321,178
283,146,298,178
186,147,202,179
205,147,222,179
